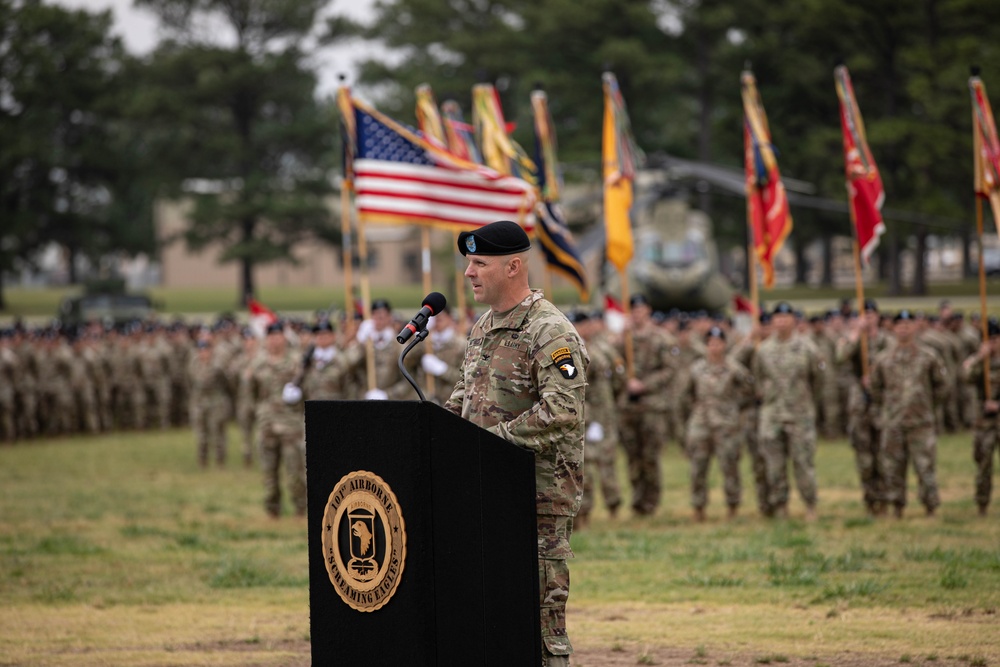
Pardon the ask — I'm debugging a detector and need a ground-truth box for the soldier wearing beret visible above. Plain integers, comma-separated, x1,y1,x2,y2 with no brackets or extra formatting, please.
445,220,588,667
960,318,1000,516
870,310,950,518
752,301,825,520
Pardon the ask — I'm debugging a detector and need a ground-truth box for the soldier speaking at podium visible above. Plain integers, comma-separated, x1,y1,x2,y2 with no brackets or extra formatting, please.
444,220,588,667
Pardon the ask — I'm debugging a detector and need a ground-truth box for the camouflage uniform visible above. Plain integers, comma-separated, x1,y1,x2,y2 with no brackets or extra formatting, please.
670,335,704,449
810,328,842,439
870,343,949,514
578,333,624,520
962,352,1000,511
188,352,231,466
71,340,101,434
14,338,40,438
138,333,173,430
682,356,754,512
730,339,770,515
445,290,587,665
919,327,958,433
168,330,192,427
752,334,824,514
617,325,676,516
837,330,894,513
40,337,77,435
249,347,307,517
0,338,17,441
301,342,361,400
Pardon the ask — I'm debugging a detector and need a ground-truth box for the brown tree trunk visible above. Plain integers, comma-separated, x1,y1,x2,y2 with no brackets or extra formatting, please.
912,230,928,295
887,230,903,296
240,216,255,306
794,237,809,285
820,233,834,287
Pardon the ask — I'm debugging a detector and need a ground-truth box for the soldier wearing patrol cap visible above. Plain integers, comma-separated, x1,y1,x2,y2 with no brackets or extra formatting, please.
960,317,1000,515
752,301,825,520
870,310,949,518
446,219,588,667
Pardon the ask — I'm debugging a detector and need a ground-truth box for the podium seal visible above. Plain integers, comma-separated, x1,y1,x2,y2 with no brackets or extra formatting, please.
322,470,407,612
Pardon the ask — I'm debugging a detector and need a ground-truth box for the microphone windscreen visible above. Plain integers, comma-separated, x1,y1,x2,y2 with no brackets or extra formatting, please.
423,292,447,314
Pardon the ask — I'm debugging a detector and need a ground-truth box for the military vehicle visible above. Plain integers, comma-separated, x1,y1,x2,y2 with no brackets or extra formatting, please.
603,195,732,313
57,279,154,327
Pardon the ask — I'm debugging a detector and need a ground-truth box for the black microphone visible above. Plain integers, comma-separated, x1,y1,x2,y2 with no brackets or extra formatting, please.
396,292,447,344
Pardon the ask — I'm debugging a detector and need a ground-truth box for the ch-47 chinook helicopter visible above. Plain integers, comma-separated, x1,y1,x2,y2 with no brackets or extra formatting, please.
601,192,733,313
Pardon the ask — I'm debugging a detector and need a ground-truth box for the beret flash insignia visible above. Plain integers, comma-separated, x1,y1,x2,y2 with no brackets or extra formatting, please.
465,235,477,254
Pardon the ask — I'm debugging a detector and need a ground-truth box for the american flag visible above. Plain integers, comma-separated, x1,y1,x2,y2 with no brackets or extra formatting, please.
347,97,535,231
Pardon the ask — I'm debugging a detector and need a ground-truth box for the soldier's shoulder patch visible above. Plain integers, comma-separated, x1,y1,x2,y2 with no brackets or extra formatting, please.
550,346,578,379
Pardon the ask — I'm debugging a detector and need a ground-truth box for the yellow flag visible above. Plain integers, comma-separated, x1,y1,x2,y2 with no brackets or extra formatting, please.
603,73,638,274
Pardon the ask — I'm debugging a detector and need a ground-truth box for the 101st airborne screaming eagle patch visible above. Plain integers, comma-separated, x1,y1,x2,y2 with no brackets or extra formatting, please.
322,470,406,612
550,346,578,379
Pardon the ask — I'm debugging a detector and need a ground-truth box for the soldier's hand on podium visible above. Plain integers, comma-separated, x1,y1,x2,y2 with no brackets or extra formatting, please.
421,353,449,377
586,422,604,442
365,388,388,400
282,383,303,405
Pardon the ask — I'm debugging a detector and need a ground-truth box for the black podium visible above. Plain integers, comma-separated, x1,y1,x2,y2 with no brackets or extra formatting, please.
305,400,542,666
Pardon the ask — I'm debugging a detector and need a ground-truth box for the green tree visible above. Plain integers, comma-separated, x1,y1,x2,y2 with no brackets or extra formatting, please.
133,0,338,305
0,0,143,309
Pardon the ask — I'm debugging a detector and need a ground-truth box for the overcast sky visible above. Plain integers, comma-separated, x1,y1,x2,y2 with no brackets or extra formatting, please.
51,0,380,98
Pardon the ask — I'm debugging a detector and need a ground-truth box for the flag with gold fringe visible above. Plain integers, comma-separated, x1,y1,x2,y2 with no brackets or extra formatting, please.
970,74,1000,238
835,65,885,262
441,100,482,164
531,89,589,300
415,84,448,150
742,71,793,288
339,92,535,230
602,72,643,275
472,83,537,182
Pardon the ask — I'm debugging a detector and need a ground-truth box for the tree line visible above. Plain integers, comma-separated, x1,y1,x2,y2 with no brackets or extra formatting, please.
3,0,999,310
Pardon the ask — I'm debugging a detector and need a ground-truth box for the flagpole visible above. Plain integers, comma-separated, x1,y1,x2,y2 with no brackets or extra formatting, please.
421,227,435,396
746,193,761,319
340,178,356,338
620,268,635,379
848,205,871,378
976,196,992,397
357,217,376,392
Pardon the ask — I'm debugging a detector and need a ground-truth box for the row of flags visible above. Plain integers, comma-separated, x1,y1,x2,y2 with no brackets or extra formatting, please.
336,68,1000,306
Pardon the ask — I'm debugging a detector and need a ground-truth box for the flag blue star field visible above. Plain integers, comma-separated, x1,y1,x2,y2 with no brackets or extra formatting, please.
348,98,535,230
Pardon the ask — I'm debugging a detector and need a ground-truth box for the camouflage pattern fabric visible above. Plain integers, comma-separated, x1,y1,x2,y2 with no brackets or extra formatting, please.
682,357,754,510
753,334,824,512
730,340,770,515
249,349,307,516
871,343,949,511
445,290,587,661
0,343,18,441
188,355,231,466
616,325,677,516
837,330,894,512
579,335,623,519
963,353,1000,509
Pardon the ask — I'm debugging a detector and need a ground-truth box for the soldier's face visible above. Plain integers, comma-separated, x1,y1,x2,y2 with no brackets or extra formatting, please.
894,320,916,341
464,255,503,306
706,336,726,357
372,308,392,331
772,313,795,336
265,331,286,354
315,331,335,348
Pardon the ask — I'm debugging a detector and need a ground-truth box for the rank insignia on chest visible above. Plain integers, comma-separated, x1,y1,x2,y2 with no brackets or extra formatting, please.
551,347,577,379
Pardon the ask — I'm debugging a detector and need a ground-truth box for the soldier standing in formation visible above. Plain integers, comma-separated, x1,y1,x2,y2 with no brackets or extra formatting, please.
870,310,949,518
571,310,624,526
188,339,230,467
682,326,755,521
248,322,308,518
752,301,825,520
418,306,466,406
617,294,677,517
961,318,1000,516
445,220,587,667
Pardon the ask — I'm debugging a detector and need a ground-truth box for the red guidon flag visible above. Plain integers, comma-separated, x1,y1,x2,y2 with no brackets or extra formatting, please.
742,71,792,288
835,65,886,262
970,74,1000,238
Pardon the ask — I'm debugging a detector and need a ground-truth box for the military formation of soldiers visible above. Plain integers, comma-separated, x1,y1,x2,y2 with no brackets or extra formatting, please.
569,297,1000,523
2,296,998,520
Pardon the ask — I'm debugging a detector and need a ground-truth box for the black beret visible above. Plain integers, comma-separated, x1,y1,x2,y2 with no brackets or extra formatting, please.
894,309,916,323
371,299,391,312
458,220,531,256
988,317,1000,338
759,312,772,324
630,293,649,308
864,298,879,313
567,310,591,324
312,319,335,334
705,326,726,342
265,321,284,335
196,339,212,350
772,301,794,315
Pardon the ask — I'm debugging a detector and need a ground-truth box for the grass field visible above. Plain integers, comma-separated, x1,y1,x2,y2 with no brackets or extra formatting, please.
1,426,998,666
3,279,1000,322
